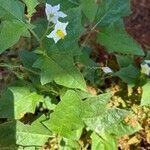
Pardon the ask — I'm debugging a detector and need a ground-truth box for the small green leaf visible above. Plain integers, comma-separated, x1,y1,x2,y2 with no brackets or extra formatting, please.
33,53,86,91
0,119,51,147
97,27,144,56
141,79,150,106
43,90,84,140
23,0,39,20
116,55,134,68
115,65,140,86
0,20,29,54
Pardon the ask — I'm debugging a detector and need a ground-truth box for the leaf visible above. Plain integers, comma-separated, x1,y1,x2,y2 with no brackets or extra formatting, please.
0,20,29,54
91,132,117,150
95,0,131,26
0,119,51,147
43,90,84,140
23,0,39,19
81,93,112,119
116,55,134,68
80,0,98,22
97,27,144,56
141,79,150,106
84,108,130,135
33,53,86,91
115,65,140,86
0,0,24,21
0,86,43,119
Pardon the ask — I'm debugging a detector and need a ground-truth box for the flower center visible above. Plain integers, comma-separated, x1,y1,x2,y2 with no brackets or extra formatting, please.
56,29,65,39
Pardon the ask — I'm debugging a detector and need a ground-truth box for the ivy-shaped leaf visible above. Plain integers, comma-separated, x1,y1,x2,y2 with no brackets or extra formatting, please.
33,52,86,91
0,86,43,119
83,106,131,136
0,118,51,147
43,90,84,140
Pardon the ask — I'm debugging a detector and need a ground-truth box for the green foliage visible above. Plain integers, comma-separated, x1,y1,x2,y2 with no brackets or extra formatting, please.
95,0,131,26
141,79,150,106
91,132,117,150
0,117,51,147
80,0,98,22
0,0,29,54
23,0,39,20
115,65,140,86
0,85,43,119
0,0,147,149
97,26,144,55
33,52,86,90
0,20,29,54
43,90,84,140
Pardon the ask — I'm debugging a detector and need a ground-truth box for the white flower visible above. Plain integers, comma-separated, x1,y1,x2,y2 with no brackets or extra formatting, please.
47,21,68,43
101,67,113,74
45,3,67,24
141,60,150,76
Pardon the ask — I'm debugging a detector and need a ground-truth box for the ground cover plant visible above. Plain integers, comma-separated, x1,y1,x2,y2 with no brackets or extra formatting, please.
0,0,150,149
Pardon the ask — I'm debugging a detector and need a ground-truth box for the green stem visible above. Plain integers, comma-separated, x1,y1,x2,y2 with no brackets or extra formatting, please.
40,23,54,48
29,28,41,43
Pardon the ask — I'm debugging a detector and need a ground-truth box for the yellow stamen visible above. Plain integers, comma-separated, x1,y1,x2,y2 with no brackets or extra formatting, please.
56,29,65,39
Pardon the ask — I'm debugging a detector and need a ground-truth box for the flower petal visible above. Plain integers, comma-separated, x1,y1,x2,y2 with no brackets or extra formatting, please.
57,11,67,18
53,4,60,12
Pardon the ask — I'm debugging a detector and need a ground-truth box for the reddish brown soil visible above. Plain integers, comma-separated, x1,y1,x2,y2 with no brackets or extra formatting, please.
125,0,150,49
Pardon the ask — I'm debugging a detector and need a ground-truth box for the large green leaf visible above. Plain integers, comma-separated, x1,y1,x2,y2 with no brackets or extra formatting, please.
0,20,29,54
83,108,130,135
0,86,43,119
43,90,84,140
80,0,98,22
141,79,150,106
95,0,131,26
91,132,117,150
115,65,140,86
0,118,51,147
81,93,112,118
33,53,86,90
97,27,144,56
0,0,24,21
23,0,39,20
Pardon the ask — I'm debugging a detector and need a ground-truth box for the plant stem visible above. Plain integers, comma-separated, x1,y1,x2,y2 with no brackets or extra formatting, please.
40,23,54,48
29,28,41,43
